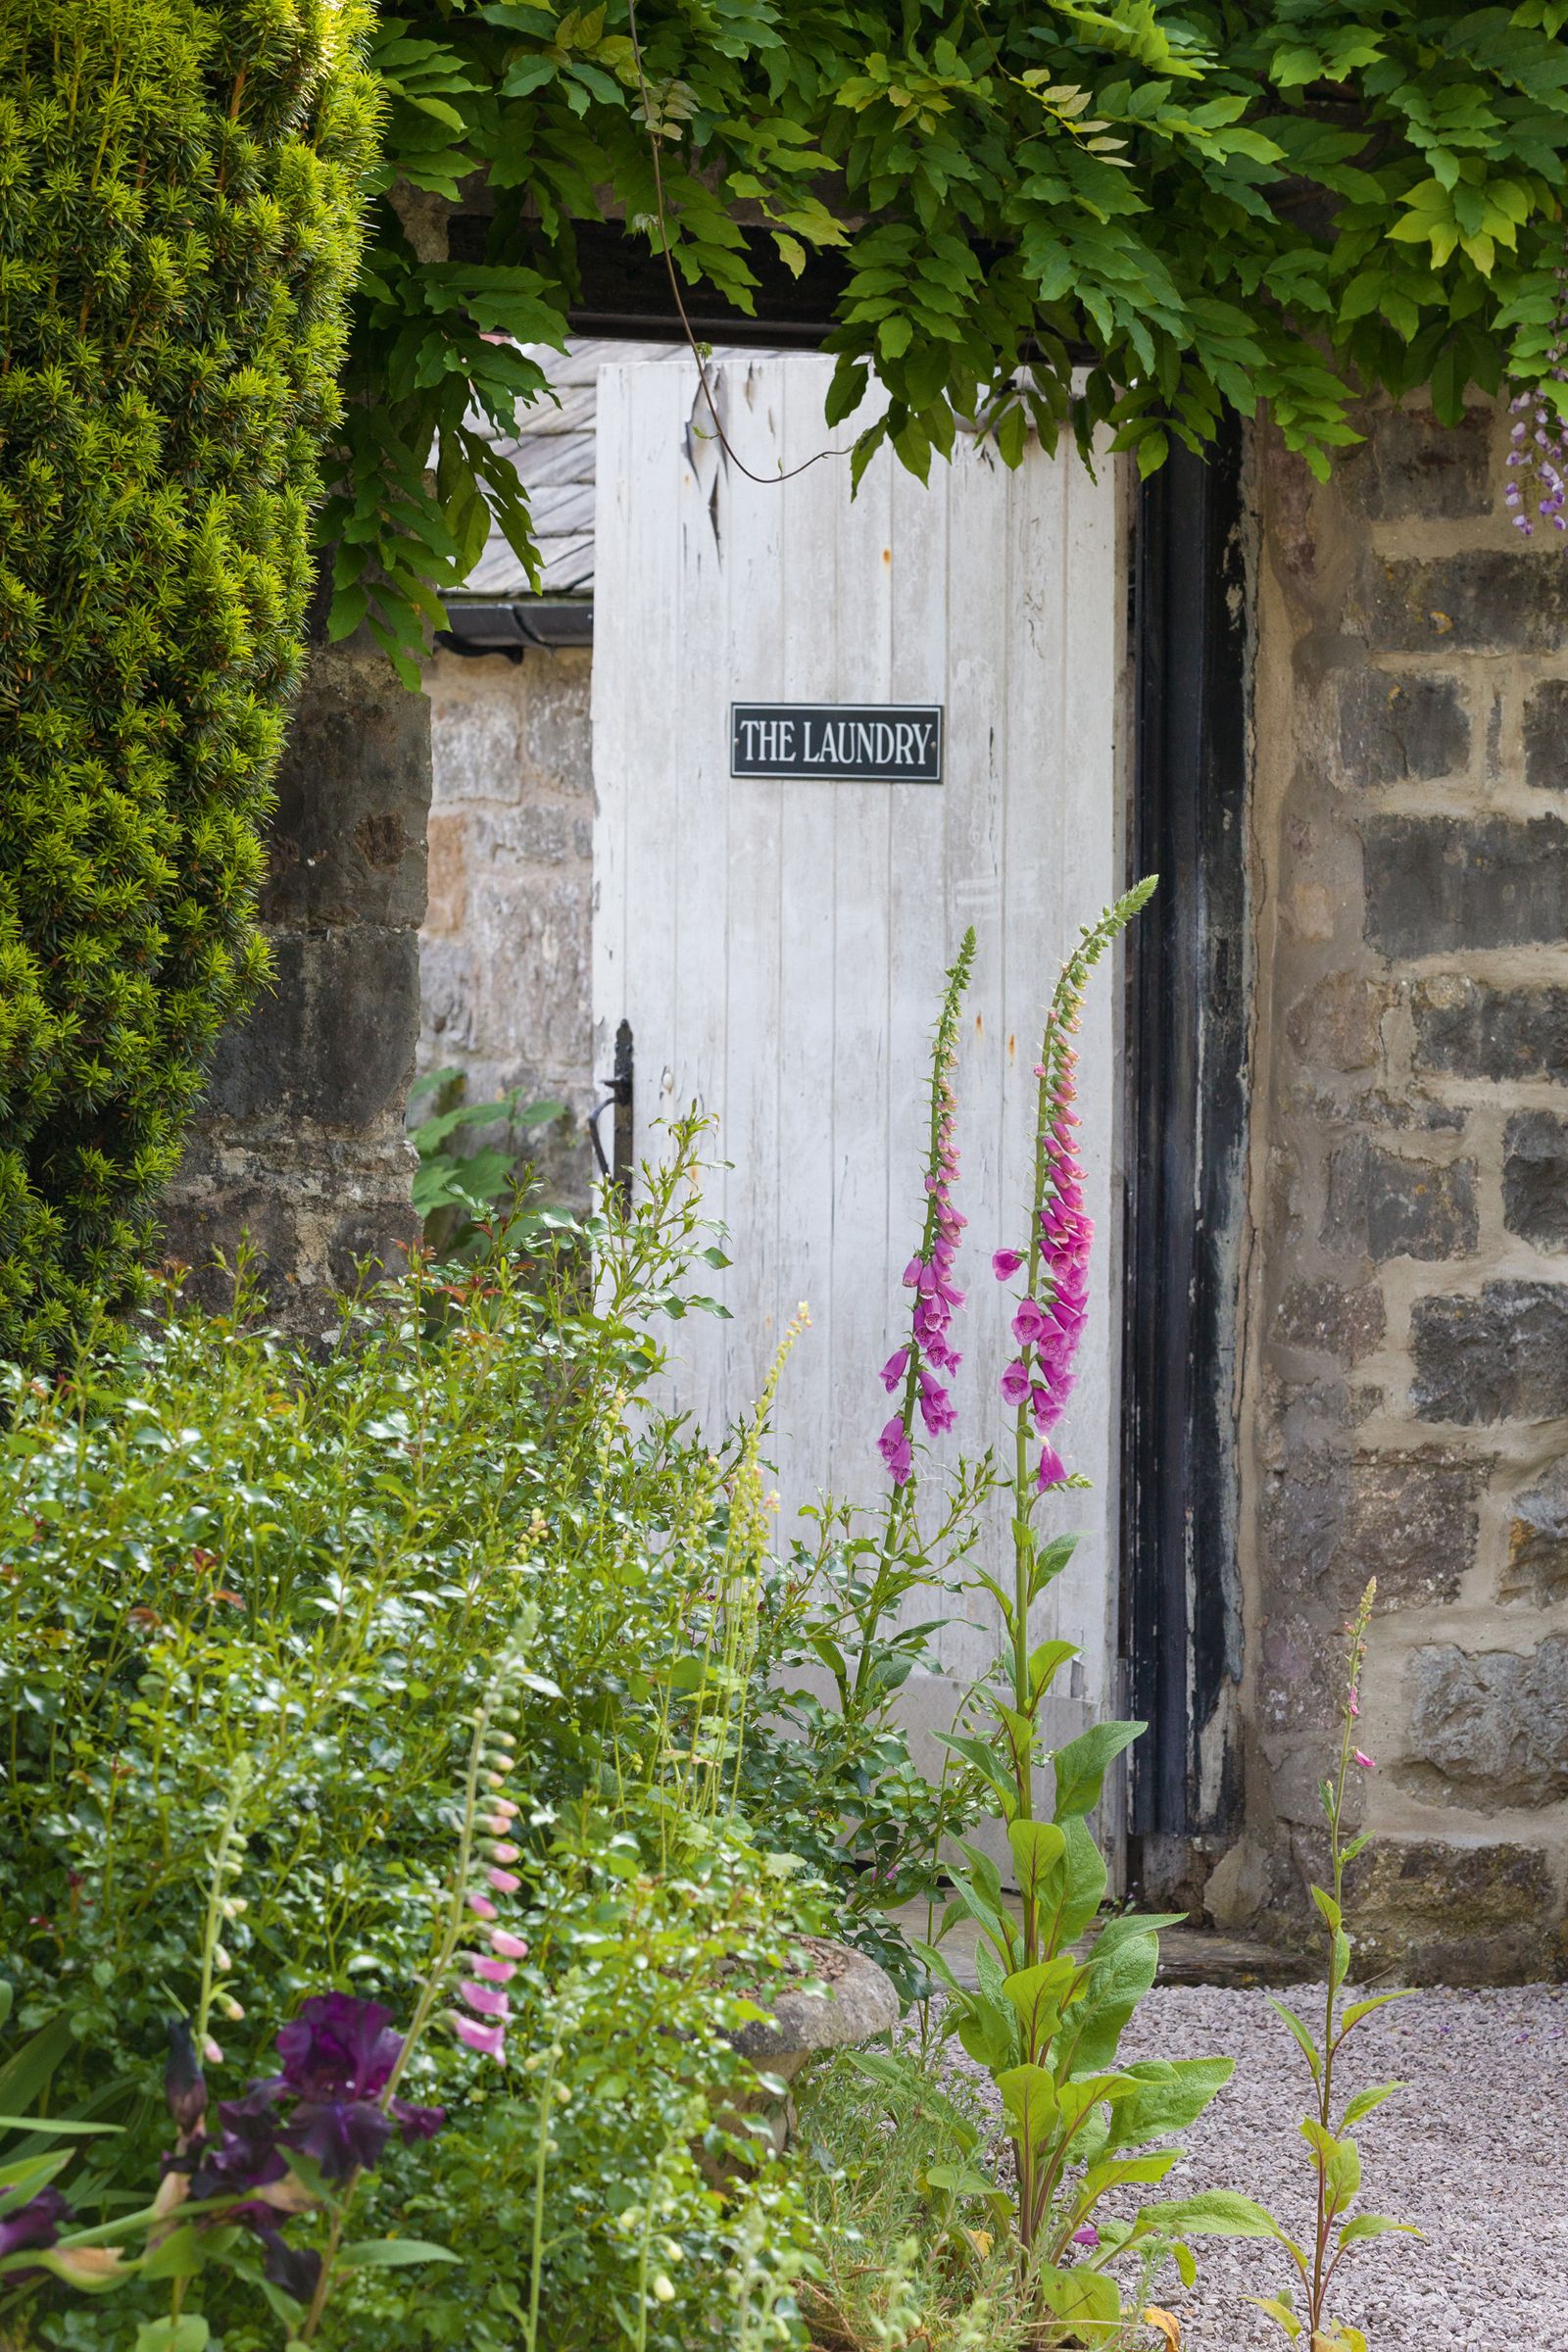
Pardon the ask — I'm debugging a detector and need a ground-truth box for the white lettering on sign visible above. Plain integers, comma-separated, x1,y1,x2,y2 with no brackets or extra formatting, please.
731,703,943,784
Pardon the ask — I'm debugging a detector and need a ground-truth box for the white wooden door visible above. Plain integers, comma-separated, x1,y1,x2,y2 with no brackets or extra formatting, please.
592,354,1126,1780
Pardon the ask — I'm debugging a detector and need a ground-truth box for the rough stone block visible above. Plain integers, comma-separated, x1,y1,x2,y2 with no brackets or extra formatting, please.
424,810,469,936
202,927,421,1131
1524,677,1568,791
161,1179,302,1306
1285,971,1391,1072
1356,551,1568,656
1275,1278,1386,1363
522,649,593,795
1503,1109,1568,1250
260,640,430,929
475,877,592,1079
1262,1445,1486,1612
1322,1135,1478,1261
427,662,524,805
1411,974,1568,1084
1363,812,1568,956
1403,1636,1568,1808
1338,670,1469,784
1502,1463,1568,1606
1411,1280,1568,1423
1342,406,1494,521
1342,1838,1560,1984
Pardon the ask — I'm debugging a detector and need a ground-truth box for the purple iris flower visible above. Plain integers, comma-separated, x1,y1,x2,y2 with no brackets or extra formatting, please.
273,1995,442,2181
0,2186,70,2265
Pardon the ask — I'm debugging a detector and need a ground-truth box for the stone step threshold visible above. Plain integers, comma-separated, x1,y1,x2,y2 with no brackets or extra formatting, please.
884,1896,1311,1991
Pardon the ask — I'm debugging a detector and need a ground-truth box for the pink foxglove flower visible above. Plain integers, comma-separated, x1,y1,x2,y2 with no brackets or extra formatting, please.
466,1891,498,1922
449,2013,507,2062
1036,1444,1066,1491
487,1867,521,1894
460,1980,511,2020
1000,1358,1031,1407
992,1247,1025,1279
488,1927,529,1959
875,933,976,1486
1353,1749,1377,1771
466,1954,516,1984
878,1415,914,1486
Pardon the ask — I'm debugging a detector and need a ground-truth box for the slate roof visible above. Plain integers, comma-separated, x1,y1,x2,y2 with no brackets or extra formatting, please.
455,338,699,604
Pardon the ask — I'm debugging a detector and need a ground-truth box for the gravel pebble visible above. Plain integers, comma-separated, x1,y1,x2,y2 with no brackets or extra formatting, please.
938,1981,1568,2350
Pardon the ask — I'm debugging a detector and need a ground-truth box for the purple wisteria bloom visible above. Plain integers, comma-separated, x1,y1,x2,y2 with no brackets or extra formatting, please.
1505,267,1568,536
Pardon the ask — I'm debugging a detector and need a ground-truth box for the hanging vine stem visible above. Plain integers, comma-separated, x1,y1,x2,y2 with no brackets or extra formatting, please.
623,0,848,487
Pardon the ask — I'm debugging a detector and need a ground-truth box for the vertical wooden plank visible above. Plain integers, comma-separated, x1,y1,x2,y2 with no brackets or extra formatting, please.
822,380,897,1552
589,365,631,1108
714,362,789,1424
1037,426,1121,1715
770,362,850,1504
668,356,741,1432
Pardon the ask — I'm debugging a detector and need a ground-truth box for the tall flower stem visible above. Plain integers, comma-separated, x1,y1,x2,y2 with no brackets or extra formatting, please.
860,927,976,1700
300,1616,542,2341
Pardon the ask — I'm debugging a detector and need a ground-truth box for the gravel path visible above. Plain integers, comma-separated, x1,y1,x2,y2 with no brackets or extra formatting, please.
939,1982,1568,2351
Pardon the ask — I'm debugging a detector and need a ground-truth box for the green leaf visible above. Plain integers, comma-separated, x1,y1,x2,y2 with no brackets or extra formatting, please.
132,2322,210,2352
1340,1989,1419,2031
1061,1928,1158,2074
1341,2080,1405,2129
995,2062,1058,2151
0,2017,74,2121
1053,1719,1144,1819
340,2238,464,2268
1006,1816,1066,1909
1136,2188,1281,2239
142,2225,209,2281
1267,1996,1322,2082
1246,2298,1303,2339
1106,2056,1234,2148
1338,2213,1423,2246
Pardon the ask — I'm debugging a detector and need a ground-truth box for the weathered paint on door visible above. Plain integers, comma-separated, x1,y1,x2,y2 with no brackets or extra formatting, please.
592,353,1126,1786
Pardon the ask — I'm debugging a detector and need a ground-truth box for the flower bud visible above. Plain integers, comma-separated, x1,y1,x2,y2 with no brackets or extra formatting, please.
165,2021,208,2138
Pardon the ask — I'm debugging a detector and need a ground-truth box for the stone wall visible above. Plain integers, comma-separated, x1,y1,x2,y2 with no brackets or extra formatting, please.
418,647,597,1201
162,631,429,1328
1221,399,1568,1982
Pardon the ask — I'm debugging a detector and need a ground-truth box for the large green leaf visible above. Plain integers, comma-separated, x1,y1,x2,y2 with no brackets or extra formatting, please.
1053,1719,1144,1820
1105,2056,1234,2147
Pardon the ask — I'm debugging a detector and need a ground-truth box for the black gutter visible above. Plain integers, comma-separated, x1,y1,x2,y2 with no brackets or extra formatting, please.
436,600,595,658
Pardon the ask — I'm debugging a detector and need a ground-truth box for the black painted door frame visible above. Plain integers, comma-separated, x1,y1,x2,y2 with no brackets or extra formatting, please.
1122,419,1250,1854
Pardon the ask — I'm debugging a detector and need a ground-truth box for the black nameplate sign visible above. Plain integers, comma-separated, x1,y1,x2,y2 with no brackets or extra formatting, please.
731,702,943,784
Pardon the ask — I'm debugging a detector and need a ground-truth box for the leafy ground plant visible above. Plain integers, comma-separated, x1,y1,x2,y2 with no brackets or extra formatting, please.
915,888,1282,2344
407,1066,568,1252
1253,1578,1422,2352
0,1126,837,2352
792,2044,1035,2352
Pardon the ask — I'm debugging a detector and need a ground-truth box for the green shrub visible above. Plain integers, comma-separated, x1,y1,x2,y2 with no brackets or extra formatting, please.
0,1,377,1364
0,1131,857,2349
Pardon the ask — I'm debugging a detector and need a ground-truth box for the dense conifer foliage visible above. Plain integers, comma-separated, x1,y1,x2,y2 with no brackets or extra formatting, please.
0,2,376,1359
